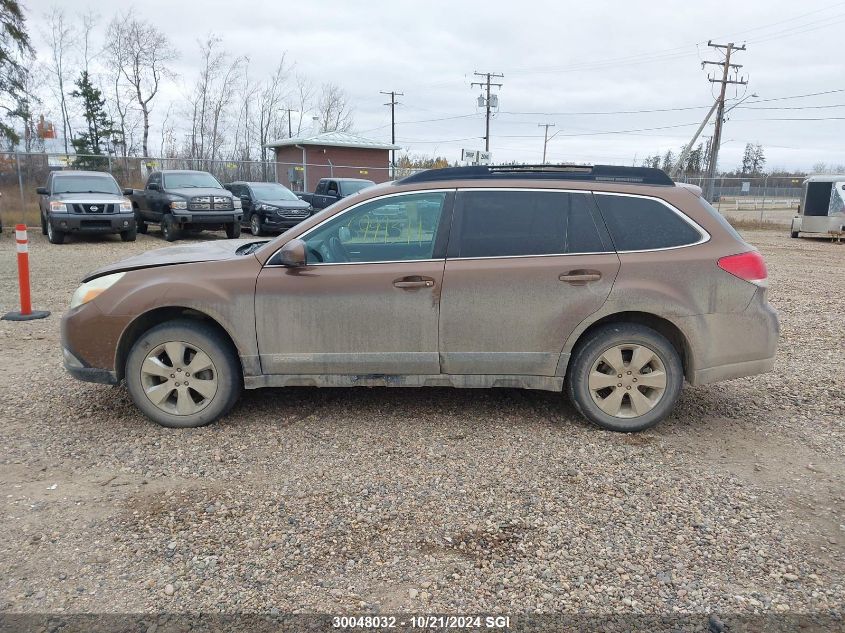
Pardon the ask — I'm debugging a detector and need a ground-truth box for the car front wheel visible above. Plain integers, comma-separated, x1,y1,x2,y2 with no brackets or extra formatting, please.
46,220,65,244
566,323,683,432
250,213,266,236
125,319,242,428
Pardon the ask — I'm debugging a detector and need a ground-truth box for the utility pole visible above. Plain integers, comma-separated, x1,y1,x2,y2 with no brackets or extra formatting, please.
380,90,403,177
471,71,503,152
538,123,555,164
279,108,297,138
701,41,747,201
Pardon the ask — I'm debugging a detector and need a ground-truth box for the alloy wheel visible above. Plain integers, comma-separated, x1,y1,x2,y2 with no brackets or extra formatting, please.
588,343,667,418
139,340,218,416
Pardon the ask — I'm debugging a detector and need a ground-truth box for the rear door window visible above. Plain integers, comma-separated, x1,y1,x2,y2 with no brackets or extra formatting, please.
452,190,610,258
594,194,703,251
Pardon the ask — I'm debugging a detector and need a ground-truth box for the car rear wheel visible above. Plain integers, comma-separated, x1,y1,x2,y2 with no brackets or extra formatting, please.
250,213,266,236
125,319,242,428
566,323,683,432
136,211,148,234
161,215,180,242
46,220,65,244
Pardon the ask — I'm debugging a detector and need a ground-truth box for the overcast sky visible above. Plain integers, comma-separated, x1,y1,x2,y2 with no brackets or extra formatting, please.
22,0,845,171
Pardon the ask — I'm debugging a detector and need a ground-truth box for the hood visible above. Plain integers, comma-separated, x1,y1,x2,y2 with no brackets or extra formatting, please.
256,198,311,209
81,238,267,282
166,187,233,198
54,192,126,201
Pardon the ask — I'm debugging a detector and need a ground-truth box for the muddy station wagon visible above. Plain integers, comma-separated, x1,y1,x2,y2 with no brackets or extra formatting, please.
61,165,779,431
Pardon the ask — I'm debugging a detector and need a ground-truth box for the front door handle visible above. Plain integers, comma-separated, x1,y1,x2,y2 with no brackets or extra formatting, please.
559,270,602,284
393,276,435,289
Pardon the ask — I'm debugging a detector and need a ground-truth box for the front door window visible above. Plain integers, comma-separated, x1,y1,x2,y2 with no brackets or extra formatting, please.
304,192,448,264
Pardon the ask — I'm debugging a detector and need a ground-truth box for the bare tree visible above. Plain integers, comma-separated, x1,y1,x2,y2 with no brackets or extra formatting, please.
43,7,73,153
254,57,290,164
185,35,244,164
107,11,176,157
77,9,98,74
293,73,314,135
314,82,353,133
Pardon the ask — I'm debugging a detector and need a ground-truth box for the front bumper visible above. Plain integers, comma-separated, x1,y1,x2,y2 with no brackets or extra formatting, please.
261,214,309,231
50,213,134,233
63,346,119,385
172,211,243,226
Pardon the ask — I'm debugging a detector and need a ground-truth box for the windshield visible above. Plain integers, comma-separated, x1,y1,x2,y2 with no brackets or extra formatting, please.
249,183,300,201
341,180,375,196
53,175,121,195
164,172,222,189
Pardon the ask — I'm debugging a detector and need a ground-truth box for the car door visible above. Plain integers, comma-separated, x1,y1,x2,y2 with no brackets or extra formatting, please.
439,189,620,376
254,190,454,375
145,173,163,219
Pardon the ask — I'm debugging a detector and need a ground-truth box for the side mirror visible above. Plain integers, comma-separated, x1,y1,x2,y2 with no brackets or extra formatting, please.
278,238,307,267
122,188,134,196
36,186,48,195
148,182,160,191
240,195,251,204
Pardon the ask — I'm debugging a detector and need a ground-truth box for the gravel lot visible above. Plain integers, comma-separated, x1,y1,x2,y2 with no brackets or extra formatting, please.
0,227,842,622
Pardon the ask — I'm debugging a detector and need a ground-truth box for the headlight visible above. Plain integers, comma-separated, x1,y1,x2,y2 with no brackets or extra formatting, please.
70,272,125,310
256,203,274,211
119,198,133,213
50,201,68,213
171,200,188,210
233,198,242,209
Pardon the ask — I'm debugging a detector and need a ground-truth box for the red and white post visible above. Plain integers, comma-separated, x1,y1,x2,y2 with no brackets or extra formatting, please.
2,224,50,321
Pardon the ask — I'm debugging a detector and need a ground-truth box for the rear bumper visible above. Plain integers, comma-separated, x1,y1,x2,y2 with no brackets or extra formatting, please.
681,288,780,386
50,213,134,233
691,355,776,385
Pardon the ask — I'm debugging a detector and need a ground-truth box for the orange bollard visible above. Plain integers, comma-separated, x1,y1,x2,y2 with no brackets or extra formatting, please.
2,224,50,321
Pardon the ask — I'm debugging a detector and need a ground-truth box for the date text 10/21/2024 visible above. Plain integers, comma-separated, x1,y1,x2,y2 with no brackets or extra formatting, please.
332,615,512,629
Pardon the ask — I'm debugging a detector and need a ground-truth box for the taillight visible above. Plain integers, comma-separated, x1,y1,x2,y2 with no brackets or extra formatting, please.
718,251,768,285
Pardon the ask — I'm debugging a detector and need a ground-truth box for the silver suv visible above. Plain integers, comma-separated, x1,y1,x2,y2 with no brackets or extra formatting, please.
37,171,136,244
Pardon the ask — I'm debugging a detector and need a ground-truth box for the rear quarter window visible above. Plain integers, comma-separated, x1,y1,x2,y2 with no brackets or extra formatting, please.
594,194,704,251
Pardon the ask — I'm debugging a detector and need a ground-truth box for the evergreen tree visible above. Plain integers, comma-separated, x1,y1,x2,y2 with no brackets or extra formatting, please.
740,143,754,174
0,0,33,145
70,70,121,168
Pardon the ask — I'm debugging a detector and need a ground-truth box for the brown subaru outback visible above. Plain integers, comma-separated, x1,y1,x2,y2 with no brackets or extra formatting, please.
61,165,779,432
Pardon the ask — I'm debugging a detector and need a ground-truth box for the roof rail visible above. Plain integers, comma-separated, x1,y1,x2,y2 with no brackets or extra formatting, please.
396,164,674,186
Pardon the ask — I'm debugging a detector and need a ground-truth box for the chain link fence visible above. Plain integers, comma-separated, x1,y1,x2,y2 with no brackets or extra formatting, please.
0,152,804,229
0,152,407,227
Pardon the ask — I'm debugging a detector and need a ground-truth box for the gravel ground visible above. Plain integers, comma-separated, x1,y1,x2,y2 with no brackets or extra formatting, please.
0,227,842,622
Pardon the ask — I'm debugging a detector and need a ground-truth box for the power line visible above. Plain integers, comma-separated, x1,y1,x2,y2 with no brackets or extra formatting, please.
470,71,503,152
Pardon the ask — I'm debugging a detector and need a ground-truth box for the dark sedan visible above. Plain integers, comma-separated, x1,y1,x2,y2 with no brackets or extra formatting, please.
227,181,313,236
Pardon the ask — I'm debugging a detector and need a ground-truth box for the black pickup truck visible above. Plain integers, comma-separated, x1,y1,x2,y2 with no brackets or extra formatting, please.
296,177,375,211
129,170,243,241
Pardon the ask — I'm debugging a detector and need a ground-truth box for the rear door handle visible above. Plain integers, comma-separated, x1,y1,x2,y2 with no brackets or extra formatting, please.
393,276,435,289
559,271,602,284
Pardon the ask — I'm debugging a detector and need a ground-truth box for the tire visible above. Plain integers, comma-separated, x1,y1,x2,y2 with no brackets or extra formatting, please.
161,214,180,242
790,230,799,238
41,214,48,235
136,211,148,234
46,220,65,244
566,323,683,432
124,319,243,428
225,221,241,239
120,224,137,242
249,213,266,237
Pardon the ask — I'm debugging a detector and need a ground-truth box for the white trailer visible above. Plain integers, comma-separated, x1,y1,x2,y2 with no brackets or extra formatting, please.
791,175,845,240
